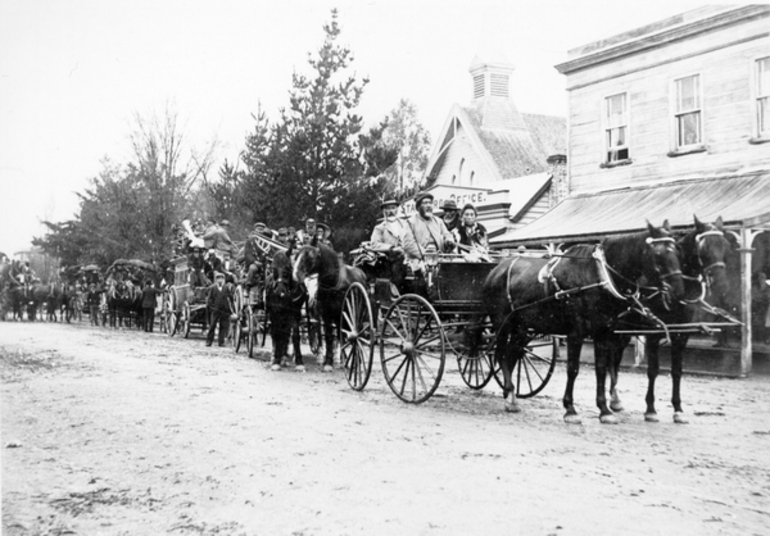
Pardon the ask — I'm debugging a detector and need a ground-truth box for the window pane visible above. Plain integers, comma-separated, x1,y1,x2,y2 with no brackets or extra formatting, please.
759,97,770,135
677,76,699,112
758,58,770,96
678,112,701,146
607,126,626,147
606,93,625,125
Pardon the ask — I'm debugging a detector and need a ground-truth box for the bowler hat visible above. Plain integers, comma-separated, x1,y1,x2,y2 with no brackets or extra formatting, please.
380,198,399,209
441,199,458,211
414,192,434,206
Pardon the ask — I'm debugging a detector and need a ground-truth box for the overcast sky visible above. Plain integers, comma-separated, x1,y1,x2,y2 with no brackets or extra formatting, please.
0,0,712,257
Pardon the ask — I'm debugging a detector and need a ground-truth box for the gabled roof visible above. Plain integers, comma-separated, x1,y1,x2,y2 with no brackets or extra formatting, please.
424,103,566,183
492,169,770,246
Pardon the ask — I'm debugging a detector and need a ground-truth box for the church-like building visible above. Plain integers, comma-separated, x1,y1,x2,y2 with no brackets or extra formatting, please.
403,54,565,238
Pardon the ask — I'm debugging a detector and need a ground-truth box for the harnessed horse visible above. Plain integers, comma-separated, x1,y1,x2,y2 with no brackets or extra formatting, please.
482,222,685,423
266,251,306,371
607,216,733,423
293,240,367,371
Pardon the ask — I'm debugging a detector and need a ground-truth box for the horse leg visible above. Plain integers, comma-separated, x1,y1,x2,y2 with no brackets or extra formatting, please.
670,334,689,424
594,337,618,424
292,313,304,371
644,336,661,422
608,335,630,412
322,315,335,372
496,323,519,413
563,335,583,424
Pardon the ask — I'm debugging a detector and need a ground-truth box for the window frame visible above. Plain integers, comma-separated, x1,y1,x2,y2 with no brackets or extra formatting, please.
669,73,706,155
751,55,770,144
601,91,631,167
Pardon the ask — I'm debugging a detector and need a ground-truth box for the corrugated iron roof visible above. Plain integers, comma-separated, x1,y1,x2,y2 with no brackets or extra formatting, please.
492,170,770,245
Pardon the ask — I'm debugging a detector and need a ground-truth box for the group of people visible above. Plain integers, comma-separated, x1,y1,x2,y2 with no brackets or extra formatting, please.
369,192,490,273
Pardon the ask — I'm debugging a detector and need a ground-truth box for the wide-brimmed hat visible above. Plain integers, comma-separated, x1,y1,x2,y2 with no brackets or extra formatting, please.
220,219,231,227
253,221,266,230
414,192,434,206
380,198,399,209
441,199,458,211
316,222,331,237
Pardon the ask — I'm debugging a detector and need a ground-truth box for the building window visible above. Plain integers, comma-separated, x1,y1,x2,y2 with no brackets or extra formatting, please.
458,158,465,185
756,57,770,140
604,93,629,163
674,75,702,149
469,171,475,186
451,174,457,185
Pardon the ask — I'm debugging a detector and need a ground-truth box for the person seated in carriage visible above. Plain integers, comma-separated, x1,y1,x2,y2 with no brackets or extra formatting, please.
204,249,224,284
243,258,264,308
276,227,290,246
188,246,210,287
315,222,333,248
356,197,408,286
297,217,318,246
456,203,491,262
440,199,460,234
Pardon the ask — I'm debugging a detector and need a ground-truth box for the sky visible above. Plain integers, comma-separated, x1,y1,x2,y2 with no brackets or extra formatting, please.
0,0,713,258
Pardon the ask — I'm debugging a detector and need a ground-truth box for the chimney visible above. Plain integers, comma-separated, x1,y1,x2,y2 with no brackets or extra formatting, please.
547,154,568,207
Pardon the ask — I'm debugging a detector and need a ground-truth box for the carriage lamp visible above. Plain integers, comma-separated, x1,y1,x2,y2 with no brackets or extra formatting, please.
424,244,439,267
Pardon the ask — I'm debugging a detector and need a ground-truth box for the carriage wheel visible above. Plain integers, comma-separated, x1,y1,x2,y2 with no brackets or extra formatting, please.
247,306,256,358
491,334,558,398
340,282,375,391
233,309,243,353
456,321,495,390
182,302,191,339
379,294,445,404
166,291,177,337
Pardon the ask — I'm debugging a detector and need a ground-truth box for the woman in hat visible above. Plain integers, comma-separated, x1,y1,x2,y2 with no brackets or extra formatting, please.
457,204,490,261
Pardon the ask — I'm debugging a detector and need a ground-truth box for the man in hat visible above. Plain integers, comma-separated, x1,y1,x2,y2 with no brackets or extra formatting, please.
402,192,455,273
276,227,290,246
189,246,209,287
206,272,232,347
369,198,405,253
441,199,460,233
204,249,223,283
141,279,164,333
298,217,317,246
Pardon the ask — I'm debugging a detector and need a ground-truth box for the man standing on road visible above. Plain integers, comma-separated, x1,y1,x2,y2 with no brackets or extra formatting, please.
206,272,232,347
86,284,101,327
141,280,163,333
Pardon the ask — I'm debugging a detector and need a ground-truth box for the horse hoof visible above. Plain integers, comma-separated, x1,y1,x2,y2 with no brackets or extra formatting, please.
504,401,521,413
322,364,334,373
564,414,582,425
270,364,281,372
600,413,619,424
644,412,659,423
295,365,306,372
610,401,624,412
673,412,689,424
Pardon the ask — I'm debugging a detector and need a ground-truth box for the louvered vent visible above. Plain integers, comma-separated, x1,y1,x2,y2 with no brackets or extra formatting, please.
490,74,508,97
473,74,485,99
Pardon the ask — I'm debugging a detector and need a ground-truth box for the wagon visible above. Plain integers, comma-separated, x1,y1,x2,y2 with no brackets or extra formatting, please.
341,249,558,403
165,256,210,338
231,283,267,357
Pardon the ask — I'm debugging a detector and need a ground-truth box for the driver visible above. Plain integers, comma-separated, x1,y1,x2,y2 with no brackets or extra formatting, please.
369,198,405,253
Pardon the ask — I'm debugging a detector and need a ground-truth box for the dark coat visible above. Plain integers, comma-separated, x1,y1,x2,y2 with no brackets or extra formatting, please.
141,287,162,309
206,283,232,315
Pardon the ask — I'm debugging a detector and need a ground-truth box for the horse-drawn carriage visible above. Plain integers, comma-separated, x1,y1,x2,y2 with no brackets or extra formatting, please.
165,255,211,338
105,259,157,329
297,217,741,425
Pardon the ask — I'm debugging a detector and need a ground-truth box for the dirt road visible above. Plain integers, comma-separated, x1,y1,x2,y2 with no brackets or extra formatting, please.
1,321,769,535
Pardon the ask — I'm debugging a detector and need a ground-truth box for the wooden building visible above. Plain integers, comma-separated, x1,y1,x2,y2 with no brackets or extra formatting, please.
409,54,565,236
492,5,770,375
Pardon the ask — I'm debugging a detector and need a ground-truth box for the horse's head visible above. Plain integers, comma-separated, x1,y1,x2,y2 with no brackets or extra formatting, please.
293,245,321,282
685,215,730,302
644,220,685,301
271,252,295,299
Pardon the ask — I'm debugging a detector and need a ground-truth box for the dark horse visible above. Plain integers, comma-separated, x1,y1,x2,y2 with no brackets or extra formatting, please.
607,216,733,424
266,250,306,371
483,222,685,423
293,240,367,371
108,281,143,328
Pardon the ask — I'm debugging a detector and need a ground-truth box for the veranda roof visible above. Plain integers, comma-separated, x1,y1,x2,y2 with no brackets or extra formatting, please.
492,169,770,246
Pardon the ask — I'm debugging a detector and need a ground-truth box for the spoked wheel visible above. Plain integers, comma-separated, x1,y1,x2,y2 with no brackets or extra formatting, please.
491,333,558,398
379,294,445,404
182,302,191,339
456,321,495,390
167,291,178,337
233,310,243,353
340,282,375,391
246,306,256,358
